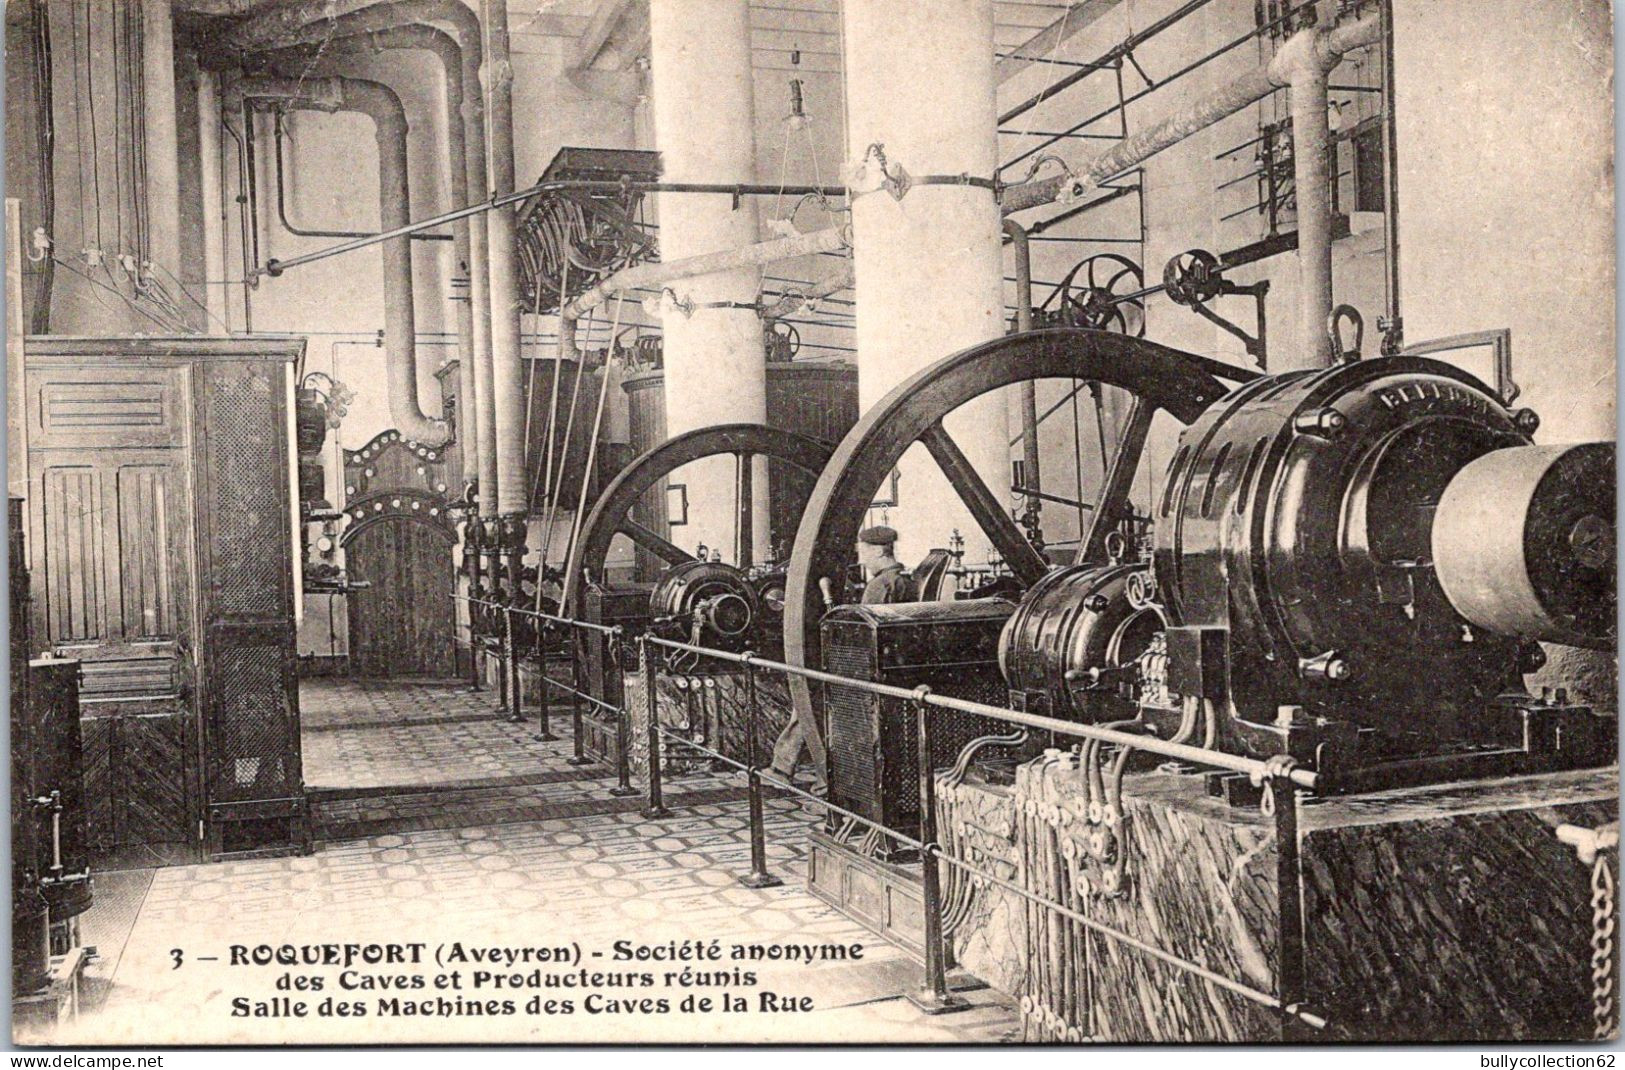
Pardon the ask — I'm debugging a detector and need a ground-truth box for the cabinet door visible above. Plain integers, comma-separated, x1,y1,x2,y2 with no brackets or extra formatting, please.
191,360,302,828
26,361,193,703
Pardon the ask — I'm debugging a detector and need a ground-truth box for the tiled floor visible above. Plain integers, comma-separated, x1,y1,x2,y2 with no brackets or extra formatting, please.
54,677,1018,1045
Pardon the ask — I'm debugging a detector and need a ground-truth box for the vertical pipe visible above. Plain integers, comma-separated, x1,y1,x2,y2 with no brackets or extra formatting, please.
641,638,670,818
335,77,450,445
910,691,967,1015
141,0,182,282
738,653,781,889
1004,220,1041,534
481,0,528,518
648,0,771,563
1286,45,1333,368
196,71,228,334
1378,0,1402,355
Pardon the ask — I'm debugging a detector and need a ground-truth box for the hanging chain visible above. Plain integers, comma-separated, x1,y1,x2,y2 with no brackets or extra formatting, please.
1592,850,1617,1040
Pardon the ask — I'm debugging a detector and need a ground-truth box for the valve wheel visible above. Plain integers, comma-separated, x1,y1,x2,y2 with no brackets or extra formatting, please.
1041,253,1146,337
1162,249,1223,308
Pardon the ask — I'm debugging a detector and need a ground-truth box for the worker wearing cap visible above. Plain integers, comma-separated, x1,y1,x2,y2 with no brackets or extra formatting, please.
855,525,918,605
768,524,918,791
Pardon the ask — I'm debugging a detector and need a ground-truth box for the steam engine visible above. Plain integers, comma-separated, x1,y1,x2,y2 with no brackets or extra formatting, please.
996,356,1615,793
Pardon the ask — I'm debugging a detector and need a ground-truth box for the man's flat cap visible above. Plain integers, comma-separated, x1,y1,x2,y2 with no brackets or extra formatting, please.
858,525,898,546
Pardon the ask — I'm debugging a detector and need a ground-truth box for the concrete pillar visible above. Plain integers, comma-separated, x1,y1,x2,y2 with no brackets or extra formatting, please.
648,0,770,564
843,0,1010,566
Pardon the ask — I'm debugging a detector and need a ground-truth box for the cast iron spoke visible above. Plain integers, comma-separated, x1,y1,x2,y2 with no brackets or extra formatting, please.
618,519,696,567
1079,397,1153,563
919,421,1050,587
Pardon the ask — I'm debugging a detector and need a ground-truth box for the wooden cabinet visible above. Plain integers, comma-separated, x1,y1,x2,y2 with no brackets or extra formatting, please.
23,337,309,862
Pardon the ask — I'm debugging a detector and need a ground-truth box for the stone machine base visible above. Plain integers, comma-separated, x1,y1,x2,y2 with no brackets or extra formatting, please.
939,761,1618,1043
619,668,794,780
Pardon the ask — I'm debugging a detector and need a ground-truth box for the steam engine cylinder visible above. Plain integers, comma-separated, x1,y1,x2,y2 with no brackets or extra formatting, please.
1150,355,1613,742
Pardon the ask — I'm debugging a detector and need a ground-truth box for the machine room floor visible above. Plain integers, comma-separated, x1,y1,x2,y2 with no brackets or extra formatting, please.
63,678,1018,1044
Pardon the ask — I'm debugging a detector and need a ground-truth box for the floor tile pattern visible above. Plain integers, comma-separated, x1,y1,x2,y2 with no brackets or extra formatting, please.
55,677,1018,1045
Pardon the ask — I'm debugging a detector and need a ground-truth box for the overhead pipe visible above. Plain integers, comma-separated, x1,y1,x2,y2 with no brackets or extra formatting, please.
207,0,497,514
232,75,449,446
232,11,1377,379
560,4,1365,331
561,225,848,320
1003,14,1379,214
1005,12,1379,366
262,26,476,463
481,0,528,524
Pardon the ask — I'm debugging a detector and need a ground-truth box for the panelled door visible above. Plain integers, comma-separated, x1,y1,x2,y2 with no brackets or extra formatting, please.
25,364,194,701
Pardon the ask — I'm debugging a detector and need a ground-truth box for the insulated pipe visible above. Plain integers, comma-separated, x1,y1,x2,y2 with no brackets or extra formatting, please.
205,0,497,514
196,69,229,334
265,26,478,456
142,0,183,284
234,75,450,446
1002,13,1380,214
1281,35,1333,369
562,226,848,320
481,0,527,520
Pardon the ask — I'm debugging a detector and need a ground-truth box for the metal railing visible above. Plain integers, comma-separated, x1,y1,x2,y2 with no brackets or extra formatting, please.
446,590,1326,1035
453,592,637,794
638,632,1322,1030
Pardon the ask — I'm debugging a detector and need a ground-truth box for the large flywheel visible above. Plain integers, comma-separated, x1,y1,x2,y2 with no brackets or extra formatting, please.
781,328,1257,767
563,423,836,617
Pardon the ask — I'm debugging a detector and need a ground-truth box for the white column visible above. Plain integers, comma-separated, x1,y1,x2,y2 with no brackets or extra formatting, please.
649,0,770,564
843,0,1010,566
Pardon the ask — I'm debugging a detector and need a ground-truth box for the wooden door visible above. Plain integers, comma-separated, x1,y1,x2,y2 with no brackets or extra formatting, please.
25,364,193,701
346,515,456,677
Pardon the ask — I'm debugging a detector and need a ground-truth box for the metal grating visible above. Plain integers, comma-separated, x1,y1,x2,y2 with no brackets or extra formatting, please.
205,368,283,617
824,626,878,819
211,642,292,801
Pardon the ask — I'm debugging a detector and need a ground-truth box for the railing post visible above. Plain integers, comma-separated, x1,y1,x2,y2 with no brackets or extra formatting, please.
1268,760,1313,1038
608,628,638,796
466,597,484,693
533,616,557,742
566,626,591,764
908,686,969,1015
738,653,781,889
504,605,523,723
641,636,670,818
